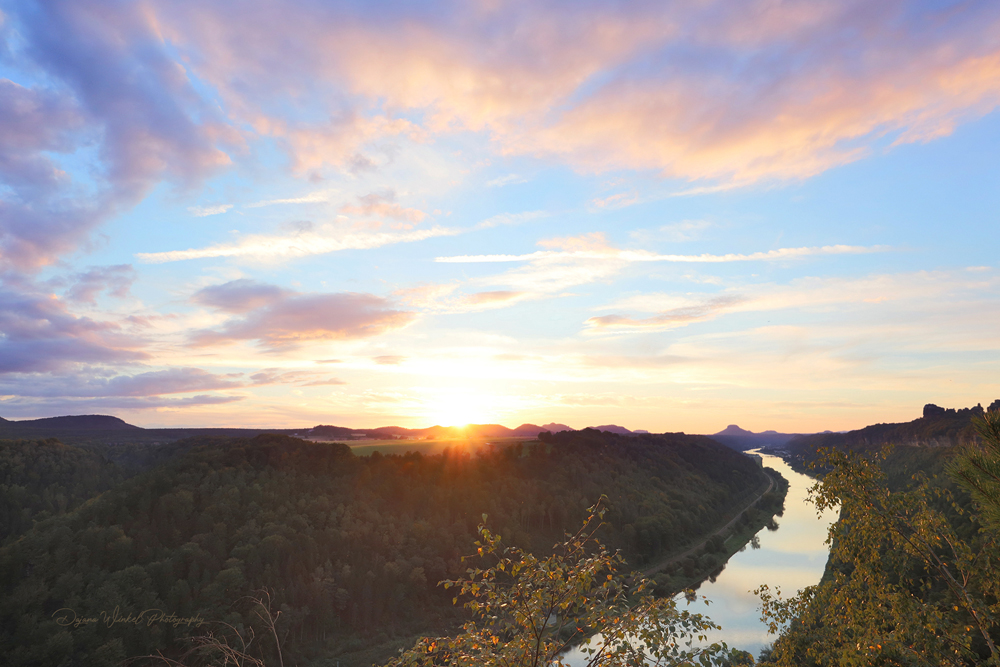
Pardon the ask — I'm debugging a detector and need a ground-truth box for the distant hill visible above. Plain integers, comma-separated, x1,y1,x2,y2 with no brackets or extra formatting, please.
541,422,574,433
709,425,803,451
588,424,634,435
0,414,140,430
787,400,1000,457
305,424,358,439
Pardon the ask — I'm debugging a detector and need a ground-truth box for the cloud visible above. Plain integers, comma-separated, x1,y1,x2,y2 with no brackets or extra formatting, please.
192,279,293,313
591,191,639,209
474,210,548,230
0,282,147,374
586,295,747,332
486,174,528,187
0,79,103,269
137,224,458,263
246,190,335,208
587,268,1000,333
0,367,243,398
1,2,233,268
189,285,416,348
249,368,345,385
630,220,714,244
65,265,137,304
373,355,405,365
436,243,887,264
340,191,426,224
462,291,527,307
0,393,244,418
189,204,233,217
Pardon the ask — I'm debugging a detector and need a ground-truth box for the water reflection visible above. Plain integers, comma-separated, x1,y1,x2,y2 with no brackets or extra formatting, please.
562,450,838,663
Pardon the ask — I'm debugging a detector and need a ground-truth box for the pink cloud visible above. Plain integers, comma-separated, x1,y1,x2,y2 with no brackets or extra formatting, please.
0,282,148,373
462,290,526,306
192,279,293,313
190,283,416,348
372,355,405,365
65,265,137,304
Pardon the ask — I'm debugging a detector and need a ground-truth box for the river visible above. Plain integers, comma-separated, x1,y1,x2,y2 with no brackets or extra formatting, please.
563,450,838,663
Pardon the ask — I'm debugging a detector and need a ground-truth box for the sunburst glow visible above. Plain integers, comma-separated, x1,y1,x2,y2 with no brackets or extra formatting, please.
424,390,495,428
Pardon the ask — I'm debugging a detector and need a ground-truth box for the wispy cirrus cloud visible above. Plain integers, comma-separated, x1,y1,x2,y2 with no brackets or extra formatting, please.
586,268,1000,333
189,204,233,217
137,224,458,263
586,295,747,332
436,243,888,264
487,174,528,188
246,190,335,208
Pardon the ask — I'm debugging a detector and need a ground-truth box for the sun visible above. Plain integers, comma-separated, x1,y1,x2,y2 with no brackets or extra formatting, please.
424,391,493,428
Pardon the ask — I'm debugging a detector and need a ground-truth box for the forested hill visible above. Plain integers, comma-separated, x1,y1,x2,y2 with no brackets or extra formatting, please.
785,401,999,460
0,429,770,667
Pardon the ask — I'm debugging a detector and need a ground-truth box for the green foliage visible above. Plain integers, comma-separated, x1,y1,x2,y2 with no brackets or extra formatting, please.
0,438,125,544
386,504,734,667
950,409,1000,533
758,448,1000,666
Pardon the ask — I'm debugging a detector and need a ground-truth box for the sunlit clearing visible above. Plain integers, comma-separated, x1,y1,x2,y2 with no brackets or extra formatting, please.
424,391,493,428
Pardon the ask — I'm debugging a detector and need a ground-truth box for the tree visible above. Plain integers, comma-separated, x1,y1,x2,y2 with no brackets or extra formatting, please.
950,408,1000,532
385,502,735,667
757,448,1000,666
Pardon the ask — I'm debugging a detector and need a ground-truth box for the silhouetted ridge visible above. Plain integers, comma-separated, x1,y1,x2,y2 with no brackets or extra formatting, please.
788,400,1000,457
588,424,633,435
7,414,140,430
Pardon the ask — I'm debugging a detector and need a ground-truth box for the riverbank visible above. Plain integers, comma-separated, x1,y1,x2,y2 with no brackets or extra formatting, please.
645,469,790,596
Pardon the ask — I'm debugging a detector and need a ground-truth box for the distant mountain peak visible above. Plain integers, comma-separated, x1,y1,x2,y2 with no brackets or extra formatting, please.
715,424,754,436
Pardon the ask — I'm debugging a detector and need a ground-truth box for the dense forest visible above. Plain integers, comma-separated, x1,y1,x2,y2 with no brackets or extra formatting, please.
0,428,775,666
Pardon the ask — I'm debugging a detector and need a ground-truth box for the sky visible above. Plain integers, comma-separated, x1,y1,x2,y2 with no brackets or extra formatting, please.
1,0,999,434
